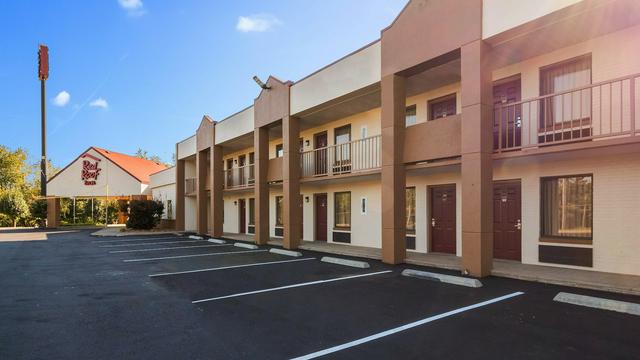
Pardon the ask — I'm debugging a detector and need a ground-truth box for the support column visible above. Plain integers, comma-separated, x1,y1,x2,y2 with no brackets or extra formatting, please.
175,153,185,231
210,145,224,237
380,74,407,264
46,198,60,228
196,149,208,234
461,40,493,277
283,116,301,249
254,126,269,245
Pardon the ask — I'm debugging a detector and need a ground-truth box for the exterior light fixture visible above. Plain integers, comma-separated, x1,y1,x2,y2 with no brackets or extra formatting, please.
252,76,270,90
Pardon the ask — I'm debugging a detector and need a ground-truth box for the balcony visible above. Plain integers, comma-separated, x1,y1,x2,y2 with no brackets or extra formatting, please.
224,164,254,189
300,135,381,178
494,74,640,154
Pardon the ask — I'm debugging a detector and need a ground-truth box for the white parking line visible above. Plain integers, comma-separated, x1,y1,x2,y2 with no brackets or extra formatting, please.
192,270,393,304
109,244,231,253
100,240,205,248
92,236,185,244
123,249,268,262
149,258,316,277
291,291,524,360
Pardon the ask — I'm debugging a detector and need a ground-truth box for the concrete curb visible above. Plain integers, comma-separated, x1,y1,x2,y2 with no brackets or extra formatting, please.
320,256,370,269
207,239,226,244
234,242,259,250
553,292,640,316
401,269,483,288
269,248,303,257
188,235,204,240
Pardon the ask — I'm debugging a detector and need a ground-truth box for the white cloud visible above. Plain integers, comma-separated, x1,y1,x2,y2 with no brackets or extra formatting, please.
118,0,146,16
52,91,70,107
89,98,109,109
236,14,281,33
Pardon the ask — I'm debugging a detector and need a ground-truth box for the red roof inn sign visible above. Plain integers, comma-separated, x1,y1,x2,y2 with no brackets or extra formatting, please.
81,153,102,185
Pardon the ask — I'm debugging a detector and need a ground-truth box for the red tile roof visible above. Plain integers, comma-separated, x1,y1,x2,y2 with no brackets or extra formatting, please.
92,147,167,184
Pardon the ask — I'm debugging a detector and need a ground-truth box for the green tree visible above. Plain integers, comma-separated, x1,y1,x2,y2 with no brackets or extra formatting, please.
0,146,29,190
0,188,30,227
135,148,170,167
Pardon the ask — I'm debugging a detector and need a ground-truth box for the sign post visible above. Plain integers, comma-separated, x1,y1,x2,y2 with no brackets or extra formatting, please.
38,44,49,198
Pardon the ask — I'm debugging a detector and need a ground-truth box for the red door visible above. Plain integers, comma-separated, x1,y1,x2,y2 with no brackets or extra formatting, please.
238,199,246,234
314,132,328,176
430,185,456,254
315,193,327,242
493,78,522,150
493,181,522,261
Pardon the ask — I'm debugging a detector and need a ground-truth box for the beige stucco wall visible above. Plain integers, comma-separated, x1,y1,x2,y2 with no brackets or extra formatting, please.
494,149,640,276
48,148,145,198
405,82,461,127
152,183,176,220
177,136,196,160
482,0,583,39
184,196,197,232
215,106,254,145
290,41,381,115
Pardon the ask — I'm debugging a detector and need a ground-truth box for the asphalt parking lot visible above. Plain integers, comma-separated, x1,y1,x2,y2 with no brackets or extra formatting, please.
1,229,639,359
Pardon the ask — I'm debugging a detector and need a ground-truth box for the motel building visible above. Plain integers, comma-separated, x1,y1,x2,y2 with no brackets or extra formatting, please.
149,0,640,279
46,147,167,226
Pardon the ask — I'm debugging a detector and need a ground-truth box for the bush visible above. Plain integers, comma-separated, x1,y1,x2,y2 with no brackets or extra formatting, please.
125,200,164,230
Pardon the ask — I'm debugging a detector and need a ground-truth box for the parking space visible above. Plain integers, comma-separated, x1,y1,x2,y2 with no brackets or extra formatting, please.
1,229,639,359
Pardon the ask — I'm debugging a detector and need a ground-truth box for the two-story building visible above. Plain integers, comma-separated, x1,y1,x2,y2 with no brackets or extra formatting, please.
151,0,640,278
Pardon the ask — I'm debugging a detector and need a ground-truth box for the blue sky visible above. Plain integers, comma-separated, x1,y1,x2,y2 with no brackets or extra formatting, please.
0,0,405,167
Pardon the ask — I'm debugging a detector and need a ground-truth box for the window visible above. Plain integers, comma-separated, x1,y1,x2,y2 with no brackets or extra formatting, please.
406,187,416,234
248,198,255,225
334,192,351,229
275,144,284,158
405,105,417,126
166,200,173,220
540,55,592,128
428,94,456,120
249,152,254,164
334,125,351,171
275,196,283,226
541,175,592,240
360,197,367,215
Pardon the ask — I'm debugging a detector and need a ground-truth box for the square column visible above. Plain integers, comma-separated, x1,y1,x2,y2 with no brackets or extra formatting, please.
461,40,494,277
380,74,407,264
254,126,269,245
196,149,208,235
175,155,185,231
210,145,224,237
283,116,301,249
46,198,60,228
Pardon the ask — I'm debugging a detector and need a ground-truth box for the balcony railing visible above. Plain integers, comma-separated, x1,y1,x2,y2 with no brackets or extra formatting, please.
494,73,639,153
301,135,381,178
185,178,196,194
224,164,254,189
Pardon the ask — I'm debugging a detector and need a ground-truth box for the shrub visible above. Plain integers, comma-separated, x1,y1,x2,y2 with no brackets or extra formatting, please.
125,199,164,230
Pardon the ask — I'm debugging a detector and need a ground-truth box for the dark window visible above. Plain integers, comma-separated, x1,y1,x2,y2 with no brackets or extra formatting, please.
249,152,254,164
541,175,592,240
539,55,592,128
248,198,255,225
406,187,416,233
275,196,283,226
405,105,417,126
275,144,283,158
334,192,351,229
334,125,351,145
428,94,456,120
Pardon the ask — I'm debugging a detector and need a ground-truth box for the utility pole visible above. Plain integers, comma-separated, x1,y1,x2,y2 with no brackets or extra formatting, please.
38,44,49,197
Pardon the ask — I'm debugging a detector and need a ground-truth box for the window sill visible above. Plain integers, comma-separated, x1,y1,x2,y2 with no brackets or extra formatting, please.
539,237,592,245
333,228,351,232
